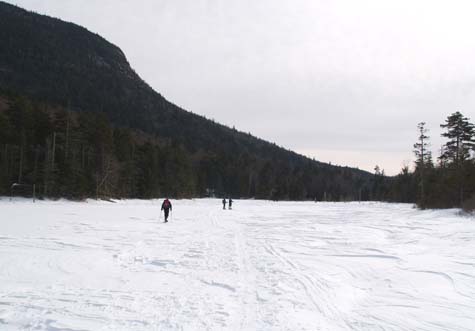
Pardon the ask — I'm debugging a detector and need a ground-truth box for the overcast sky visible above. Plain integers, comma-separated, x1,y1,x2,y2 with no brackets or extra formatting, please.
7,0,475,174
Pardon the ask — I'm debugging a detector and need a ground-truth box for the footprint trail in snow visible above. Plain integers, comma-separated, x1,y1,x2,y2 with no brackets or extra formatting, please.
0,199,474,330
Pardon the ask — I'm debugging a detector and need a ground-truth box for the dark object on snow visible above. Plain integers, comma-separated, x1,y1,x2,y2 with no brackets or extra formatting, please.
222,198,227,210
161,198,172,222
228,198,233,210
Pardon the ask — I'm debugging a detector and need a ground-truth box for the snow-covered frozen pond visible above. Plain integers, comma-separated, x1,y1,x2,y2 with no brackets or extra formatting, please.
0,198,474,330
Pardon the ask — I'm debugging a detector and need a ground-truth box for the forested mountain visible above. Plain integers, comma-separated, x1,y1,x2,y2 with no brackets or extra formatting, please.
0,1,376,200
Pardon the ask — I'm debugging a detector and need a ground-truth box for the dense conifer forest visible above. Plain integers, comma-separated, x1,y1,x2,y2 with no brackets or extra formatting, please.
0,93,377,200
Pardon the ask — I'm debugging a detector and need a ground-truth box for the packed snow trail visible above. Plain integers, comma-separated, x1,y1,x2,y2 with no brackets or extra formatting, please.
0,199,474,330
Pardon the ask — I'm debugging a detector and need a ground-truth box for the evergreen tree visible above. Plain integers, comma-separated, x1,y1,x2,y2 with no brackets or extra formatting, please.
413,122,432,207
371,165,386,200
440,112,475,206
440,112,475,164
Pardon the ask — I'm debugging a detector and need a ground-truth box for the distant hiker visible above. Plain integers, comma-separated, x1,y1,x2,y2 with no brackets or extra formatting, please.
161,198,172,222
228,198,233,210
222,198,227,210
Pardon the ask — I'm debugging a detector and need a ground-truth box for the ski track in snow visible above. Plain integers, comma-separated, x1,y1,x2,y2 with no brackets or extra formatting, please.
0,198,474,330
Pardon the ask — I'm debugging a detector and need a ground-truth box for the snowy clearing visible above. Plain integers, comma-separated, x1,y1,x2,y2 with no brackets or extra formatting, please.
0,198,474,330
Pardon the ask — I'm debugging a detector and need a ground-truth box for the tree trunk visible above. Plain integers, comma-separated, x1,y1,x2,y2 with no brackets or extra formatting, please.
33,146,39,183
18,145,23,183
65,109,70,159
3,144,8,182
51,131,57,169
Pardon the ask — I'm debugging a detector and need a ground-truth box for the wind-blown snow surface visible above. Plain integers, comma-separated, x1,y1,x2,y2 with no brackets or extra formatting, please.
0,199,474,330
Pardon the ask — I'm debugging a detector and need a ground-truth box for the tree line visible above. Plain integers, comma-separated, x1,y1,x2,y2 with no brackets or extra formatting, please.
0,93,375,201
379,111,475,210
2,92,472,209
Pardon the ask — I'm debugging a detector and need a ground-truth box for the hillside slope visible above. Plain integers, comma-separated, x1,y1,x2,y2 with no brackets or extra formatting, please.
0,1,374,200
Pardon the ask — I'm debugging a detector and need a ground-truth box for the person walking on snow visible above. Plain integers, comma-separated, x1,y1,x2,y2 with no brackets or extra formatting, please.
222,198,227,210
228,198,233,210
161,198,172,222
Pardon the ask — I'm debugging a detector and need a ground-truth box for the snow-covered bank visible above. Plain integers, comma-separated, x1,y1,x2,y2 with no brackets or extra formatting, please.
0,199,474,330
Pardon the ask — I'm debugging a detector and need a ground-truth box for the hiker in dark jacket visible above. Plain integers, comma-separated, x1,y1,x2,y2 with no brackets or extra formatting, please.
228,198,233,210
222,198,227,210
161,198,172,222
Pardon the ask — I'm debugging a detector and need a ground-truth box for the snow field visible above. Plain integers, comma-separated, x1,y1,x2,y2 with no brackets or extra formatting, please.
0,198,474,330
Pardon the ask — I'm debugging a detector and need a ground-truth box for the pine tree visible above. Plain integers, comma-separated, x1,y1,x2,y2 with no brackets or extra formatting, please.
414,122,432,167
372,165,386,200
413,122,432,207
440,112,475,206
440,112,475,164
